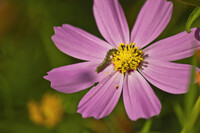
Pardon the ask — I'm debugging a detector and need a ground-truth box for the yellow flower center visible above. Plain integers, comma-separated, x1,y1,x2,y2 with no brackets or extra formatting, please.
111,43,144,74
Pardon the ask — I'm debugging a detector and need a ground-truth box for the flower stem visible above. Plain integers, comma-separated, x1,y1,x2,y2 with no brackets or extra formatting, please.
181,95,200,133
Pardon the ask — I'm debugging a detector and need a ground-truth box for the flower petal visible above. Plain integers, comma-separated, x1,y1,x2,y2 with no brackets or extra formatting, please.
77,72,123,119
131,0,172,48
139,60,191,94
93,0,129,47
44,62,102,93
143,28,200,61
52,24,112,61
123,71,161,121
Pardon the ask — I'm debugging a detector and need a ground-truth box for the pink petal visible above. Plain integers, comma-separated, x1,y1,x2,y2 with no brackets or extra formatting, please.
93,0,129,47
139,60,191,94
131,0,172,48
52,24,112,61
143,28,200,61
77,72,123,119
44,62,102,93
123,71,161,121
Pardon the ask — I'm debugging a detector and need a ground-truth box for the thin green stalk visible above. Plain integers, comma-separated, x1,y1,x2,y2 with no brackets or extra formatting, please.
186,7,200,33
176,0,200,7
174,103,185,127
141,119,152,133
181,96,200,133
185,55,198,116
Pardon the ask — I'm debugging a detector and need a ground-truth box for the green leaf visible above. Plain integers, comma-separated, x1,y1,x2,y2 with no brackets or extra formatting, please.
186,7,200,33
176,0,200,7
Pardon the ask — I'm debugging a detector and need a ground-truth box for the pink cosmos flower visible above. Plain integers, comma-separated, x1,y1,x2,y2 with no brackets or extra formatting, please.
44,0,200,120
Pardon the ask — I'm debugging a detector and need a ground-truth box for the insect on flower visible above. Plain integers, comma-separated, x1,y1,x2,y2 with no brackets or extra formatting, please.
44,0,200,120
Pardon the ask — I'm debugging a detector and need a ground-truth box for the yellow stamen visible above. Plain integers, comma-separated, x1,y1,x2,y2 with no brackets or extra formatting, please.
111,43,144,74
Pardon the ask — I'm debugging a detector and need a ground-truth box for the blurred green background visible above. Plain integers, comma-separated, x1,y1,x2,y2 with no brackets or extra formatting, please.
0,0,200,133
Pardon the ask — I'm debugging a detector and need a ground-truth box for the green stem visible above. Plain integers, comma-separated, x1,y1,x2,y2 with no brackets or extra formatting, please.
175,0,200,7
181,96,200,133
141,119,153,133
186,7,200,33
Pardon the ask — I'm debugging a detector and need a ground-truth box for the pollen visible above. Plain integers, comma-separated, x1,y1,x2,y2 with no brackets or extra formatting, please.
111,43,144,74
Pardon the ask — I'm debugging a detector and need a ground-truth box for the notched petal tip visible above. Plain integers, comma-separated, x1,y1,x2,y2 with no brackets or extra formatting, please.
123,72,162,121
61,24,71,28
51,23,111,61
127,103,161,121
130,110,161,121
51,35,56,42
167,0,173,6
53,26,60,31
43,75,49,80
77,109,103,119
93,0,130,47
77,72,123,120
131,0,173,48
140,61,192,94
44,62,101,94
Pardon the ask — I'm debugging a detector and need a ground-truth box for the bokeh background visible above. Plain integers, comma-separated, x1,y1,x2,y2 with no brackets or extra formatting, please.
0,0,200,133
